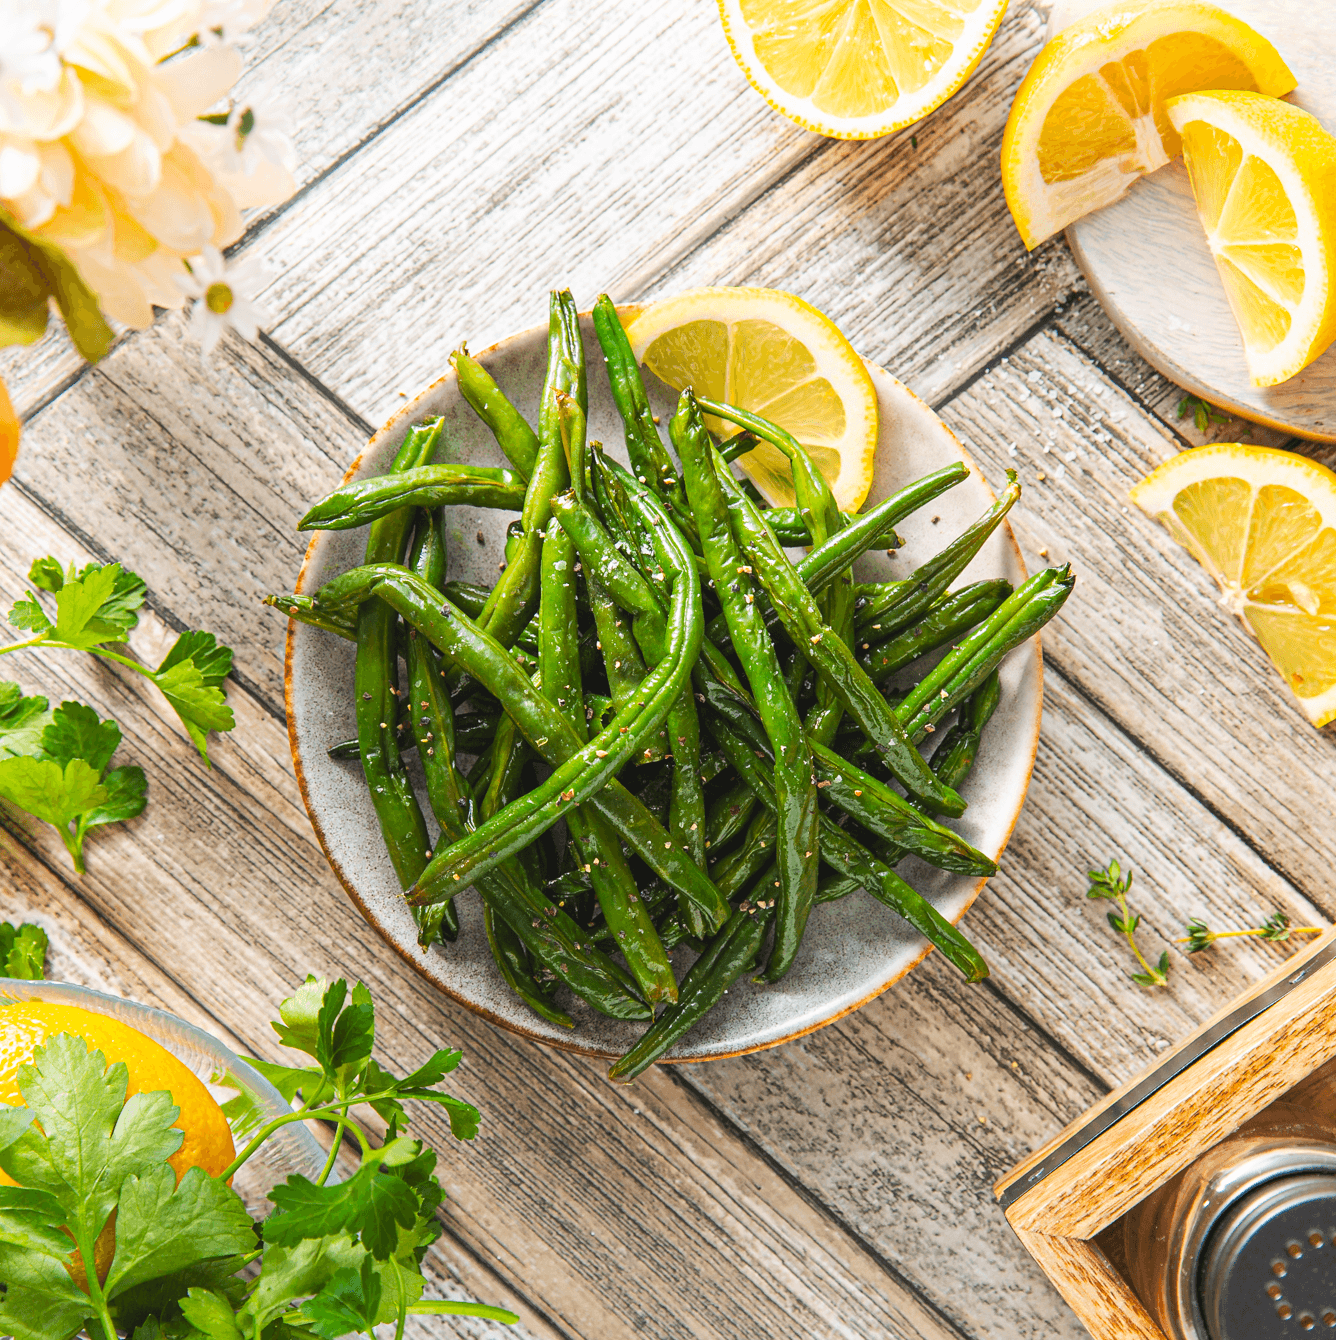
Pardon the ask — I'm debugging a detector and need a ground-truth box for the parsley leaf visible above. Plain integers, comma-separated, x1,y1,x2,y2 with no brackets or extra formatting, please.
270,975,328,1059
0,921,49,979
27,557,66,595
0,1034,182,1250
152,649,234,766
52,562,138,649
298,1258,381,1339
41,700,121,774
81,764,148,832
104,1163,255,1299
0,755,108,872
178,1287,246,1340
0,681,52,758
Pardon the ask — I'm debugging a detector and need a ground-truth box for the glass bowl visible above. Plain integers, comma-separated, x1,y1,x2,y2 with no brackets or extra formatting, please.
0,979,327,1215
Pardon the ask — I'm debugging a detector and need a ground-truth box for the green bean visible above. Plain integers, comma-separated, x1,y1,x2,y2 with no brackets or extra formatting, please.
711,455,965,817
855,474,1021,634
709,713,988,982
808,737,996,876
860,579,1012,683
610,875,775,1082
334,568,725,928
540,517,676,1005
704,776,756,853
586,574,650,722
451,345,539,478
932,670,1001,791
673,390,818,983
299,464,526,531
405,513,461,945
354,425,437,911
814,872,861,905
265,593,356,641
474,290,582,650
591,294,691,524
483,905,573,1029
709,807,777,902
898,566,1073,741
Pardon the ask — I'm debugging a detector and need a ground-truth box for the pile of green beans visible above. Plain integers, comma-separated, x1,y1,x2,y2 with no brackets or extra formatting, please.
273,288,1074,1080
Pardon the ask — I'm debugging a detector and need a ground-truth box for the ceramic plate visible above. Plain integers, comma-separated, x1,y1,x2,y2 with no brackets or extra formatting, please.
286,311,1042,1063
1052,0,1336,442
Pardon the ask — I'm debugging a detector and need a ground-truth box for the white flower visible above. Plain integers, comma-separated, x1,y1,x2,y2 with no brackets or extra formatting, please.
226,92,295,176
176,244,269,357
0,2,63,124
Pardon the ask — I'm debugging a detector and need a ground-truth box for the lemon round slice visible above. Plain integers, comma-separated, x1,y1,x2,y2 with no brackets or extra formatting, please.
624,286,879,511
1130,444,1336,725
1001,0,1295,250
717,0,1009,140
1166,91,1336,387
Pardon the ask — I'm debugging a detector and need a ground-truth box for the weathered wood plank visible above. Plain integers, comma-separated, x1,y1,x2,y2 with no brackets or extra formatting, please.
10,309,365,711
1054,288,1294,451
936,323,1336,901
0,0,543,416
0,486,963,1340
240,0,1081,429
653,2,1083,408
679,669,1319,1340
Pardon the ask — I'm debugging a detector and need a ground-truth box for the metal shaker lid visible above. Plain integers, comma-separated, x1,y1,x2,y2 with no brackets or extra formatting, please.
1200,1173,1336,1338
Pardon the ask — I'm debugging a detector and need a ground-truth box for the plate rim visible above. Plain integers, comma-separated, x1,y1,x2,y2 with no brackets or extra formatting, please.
284,313,1043,1063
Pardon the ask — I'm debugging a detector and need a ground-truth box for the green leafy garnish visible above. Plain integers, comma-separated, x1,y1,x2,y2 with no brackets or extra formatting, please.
0,920,49,978
1178,907,1323,954
2,556,234,766
0,689,148,873
0,976,514,1340
1087,858,1169,987
1176,393,1230,436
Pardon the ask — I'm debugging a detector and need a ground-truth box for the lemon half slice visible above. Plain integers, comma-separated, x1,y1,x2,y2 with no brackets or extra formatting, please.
717,0,1009,140
1130,444,1336,725
625,286,878,511
1167,91,1336,387
1001,0,1294,250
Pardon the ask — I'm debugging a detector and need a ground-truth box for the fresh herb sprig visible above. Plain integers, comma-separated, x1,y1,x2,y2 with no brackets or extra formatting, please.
1087,859,1169,987
1179,908,1323,953
0,681,147,872
1176,393,1229,435
1,556,235,765
0,976,517,1340
0,919,47,977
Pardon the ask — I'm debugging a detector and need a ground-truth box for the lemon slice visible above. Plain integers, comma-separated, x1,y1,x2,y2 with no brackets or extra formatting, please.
1001,0,1295,250
1129,444,1336,725
1166,91,1336,387
624,286,878,511
716,0,1009,140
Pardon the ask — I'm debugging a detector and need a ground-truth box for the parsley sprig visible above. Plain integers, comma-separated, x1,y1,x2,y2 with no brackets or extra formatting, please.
0,976,515,1340
0,919,48,978
1087,859,1169,987
0,682,148,872
2,556,235,766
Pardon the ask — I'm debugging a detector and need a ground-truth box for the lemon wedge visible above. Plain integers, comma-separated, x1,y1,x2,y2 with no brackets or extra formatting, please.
717,0,1009,140
1166,91,1336,387
1130,444,1336,725
1001,0,1295,250
624,286,879,511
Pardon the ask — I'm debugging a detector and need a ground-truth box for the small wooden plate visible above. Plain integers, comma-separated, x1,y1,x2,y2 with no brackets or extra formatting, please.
285,310,1041,1063
1051,0,1336,442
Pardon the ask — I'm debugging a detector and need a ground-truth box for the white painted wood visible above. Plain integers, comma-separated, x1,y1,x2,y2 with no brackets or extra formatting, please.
937,324,1336,896
1053,0,1336,441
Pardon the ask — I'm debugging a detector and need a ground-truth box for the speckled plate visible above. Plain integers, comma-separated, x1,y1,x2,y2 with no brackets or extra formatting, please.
1051,0,1336,442
285,311,1042,1064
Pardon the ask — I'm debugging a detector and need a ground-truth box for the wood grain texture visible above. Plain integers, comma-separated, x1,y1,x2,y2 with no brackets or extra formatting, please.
1006,938,1336,1238
936,324,1336,905
1010,1231,1164,1340
0,0,545,418
11,309,365,711
1055,289,1297,451
654,0,1083,408
0,476,967,1340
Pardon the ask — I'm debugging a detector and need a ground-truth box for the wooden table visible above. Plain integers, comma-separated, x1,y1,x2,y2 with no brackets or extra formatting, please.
1,2,1329,1336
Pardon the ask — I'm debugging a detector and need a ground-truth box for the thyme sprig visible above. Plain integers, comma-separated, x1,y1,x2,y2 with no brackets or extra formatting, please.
1087,859,1168,987
1178,908,1323,953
